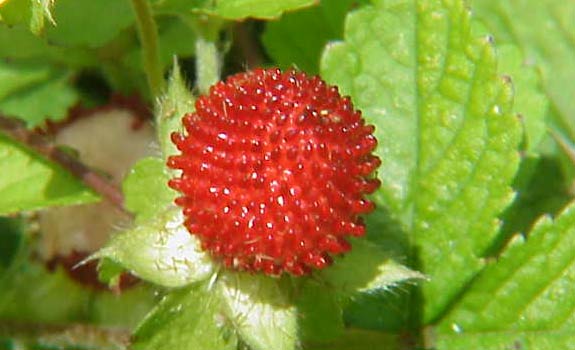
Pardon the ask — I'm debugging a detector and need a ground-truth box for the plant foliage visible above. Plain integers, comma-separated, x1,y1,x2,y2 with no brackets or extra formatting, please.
0,0,572,349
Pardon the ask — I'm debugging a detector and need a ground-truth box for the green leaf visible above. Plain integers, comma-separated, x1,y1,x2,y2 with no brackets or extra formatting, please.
343,287,412,332
133,283,237,350
152,17,198,69
46,0,134,48
0,335,125,350
0,23,49,58
0,133,97,215
262,0,367,74
0,19,133,77
122,17,197,92
0,61,51,100
324,238,421,332
0,258,155,328
296,281,344,342
303,329,398,350
0,61,79,127
123,157,176,222
321,0,521,323
209,0,317,19
153,0,317,20
436,202,575,349
0,0,31,26
0,70,78,127
0,24,98,68
0,0,54,34
495,155,572,253
341,198,415,331
96,208,214,288
218,272,297,350
0,264,91,323
0,217,23,269
471,0,575,142
90,284,157,328
321,239,423,295
0,219,155,329
497,45,548,153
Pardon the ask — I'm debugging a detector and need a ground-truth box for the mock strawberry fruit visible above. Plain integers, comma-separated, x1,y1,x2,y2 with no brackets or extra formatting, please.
168,68,380,276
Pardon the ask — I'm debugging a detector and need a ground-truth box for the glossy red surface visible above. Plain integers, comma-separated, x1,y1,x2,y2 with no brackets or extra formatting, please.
168,68,380,276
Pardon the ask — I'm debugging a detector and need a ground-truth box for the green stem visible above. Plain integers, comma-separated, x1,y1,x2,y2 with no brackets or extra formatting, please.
192,19,222,94
130,0,164,97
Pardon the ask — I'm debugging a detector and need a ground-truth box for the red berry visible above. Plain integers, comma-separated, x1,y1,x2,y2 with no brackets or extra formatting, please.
168,68,381,276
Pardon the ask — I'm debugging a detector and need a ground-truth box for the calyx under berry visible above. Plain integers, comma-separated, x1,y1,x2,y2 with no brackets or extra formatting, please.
168,68,380,276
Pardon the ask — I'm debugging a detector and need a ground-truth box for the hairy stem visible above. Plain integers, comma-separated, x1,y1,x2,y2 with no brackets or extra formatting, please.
130,0,164,97
191,17,223,94
0,115,128,214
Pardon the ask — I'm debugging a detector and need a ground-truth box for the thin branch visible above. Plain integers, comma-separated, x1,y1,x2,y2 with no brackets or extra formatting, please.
0,115,129,214
130,0,164,98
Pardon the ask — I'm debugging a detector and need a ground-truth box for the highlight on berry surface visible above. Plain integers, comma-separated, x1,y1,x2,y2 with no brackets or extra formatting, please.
168,68,381,276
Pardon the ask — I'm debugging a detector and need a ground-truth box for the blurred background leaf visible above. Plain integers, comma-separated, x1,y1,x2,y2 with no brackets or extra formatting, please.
262,0,368,74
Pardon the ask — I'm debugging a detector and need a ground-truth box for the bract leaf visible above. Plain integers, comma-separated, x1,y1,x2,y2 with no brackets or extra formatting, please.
96,209,213,288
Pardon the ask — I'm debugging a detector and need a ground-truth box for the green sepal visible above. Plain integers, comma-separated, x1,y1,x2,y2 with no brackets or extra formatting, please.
123,156,176,223
132,282,237,350
320,239,423,296
95,208,214,288
96,257,126,289
217,272,297,350
155,60,194,162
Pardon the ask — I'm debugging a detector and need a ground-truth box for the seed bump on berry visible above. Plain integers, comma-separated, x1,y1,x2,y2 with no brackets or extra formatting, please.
168,68,381,276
